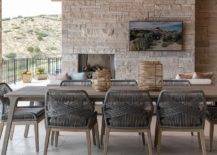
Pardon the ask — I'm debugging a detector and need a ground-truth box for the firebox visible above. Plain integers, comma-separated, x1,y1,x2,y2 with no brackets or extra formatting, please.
78,54,115,79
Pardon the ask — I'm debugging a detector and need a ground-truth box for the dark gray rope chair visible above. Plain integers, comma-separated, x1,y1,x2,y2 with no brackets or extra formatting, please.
206,105,217,151
50,79,92,147
102,90,154,155
0,83,44,152
111,79,137,86
60,80,92,86
163,79,194,136
154,90,207,155
44,89,100,155
101,79,138,145
163,79,191,86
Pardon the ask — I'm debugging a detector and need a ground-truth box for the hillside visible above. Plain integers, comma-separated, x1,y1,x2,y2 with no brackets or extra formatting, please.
2,15,61,59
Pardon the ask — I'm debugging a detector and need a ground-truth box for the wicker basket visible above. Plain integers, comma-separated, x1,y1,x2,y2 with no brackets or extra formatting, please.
22,73,32,83
36,74,48,80
92,69,111,92
138,61,163,91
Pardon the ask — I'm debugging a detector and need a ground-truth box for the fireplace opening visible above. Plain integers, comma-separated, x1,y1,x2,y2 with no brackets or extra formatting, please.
78,54,115,79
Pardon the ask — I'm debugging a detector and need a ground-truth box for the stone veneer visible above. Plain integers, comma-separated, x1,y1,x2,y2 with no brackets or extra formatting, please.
196,0,217,82
62,0,196,80
0,0,2,82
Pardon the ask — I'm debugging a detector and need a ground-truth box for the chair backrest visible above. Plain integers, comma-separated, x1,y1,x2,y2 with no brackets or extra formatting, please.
157,90,206,127
45,89,94,127
60,80,92,86
111,79,137,86
163,79,191,86
0,83,12,118
104,90,153,128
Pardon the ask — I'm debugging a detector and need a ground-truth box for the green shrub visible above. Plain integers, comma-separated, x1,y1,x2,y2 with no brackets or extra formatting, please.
37,35,43,41
36,67,45,75
27,46,34,53
35,31,48,38
34,47,41,53
4,52,17,59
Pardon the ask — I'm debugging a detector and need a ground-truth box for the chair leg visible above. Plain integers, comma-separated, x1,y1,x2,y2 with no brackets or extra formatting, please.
157,129,162,155
0,123,4,139
154,122,159,147
50,131,54,146
209,123,214,152
199,130,207,155
141,133,145,146
34,123,39,152
92,127,96,145
197,132,202,149
94,121,100,148
103,128,110,155
10,124,15,140
24,125,30,138
101,115,105,145
54,131,59,147
86,130,92,155
44,128,51,155
146,130,153,155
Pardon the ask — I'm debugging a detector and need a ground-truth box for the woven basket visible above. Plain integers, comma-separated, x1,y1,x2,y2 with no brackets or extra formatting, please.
36,74,48,80
22,73,32,83
138,61,163,91
92,69,111,92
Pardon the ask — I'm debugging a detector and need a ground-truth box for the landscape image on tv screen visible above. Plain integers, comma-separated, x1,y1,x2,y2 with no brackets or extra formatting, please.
129,21,183,51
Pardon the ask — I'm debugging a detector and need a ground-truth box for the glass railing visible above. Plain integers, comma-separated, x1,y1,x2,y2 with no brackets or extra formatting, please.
1,57,61,83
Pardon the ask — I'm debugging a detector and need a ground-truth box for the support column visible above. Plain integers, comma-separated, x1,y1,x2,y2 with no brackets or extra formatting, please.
0,0,2,82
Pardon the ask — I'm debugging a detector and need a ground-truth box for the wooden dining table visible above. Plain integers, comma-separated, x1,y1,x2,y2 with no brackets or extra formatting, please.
2,84,217,154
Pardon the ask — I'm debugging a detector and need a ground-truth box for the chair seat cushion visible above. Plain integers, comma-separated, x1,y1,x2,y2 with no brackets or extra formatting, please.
207,106,217,121
159,114,202,127
48,112,97,128
2,107,44,121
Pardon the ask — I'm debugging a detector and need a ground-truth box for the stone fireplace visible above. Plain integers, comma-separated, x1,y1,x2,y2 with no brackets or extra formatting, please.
78,54,115,78
61,0,196,80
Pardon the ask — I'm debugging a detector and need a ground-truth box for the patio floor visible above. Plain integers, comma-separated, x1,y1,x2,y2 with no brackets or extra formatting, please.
0,116,217,155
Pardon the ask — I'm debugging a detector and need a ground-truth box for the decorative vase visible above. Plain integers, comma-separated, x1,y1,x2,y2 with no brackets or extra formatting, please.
138,61,163,91
92,69,111,92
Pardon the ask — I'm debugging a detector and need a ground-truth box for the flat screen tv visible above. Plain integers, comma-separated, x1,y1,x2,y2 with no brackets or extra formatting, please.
129,21,183,51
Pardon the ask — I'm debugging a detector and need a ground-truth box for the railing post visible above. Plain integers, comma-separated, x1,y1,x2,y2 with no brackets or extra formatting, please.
13,59,16,83
56,58,58,74
26,58,29,71
48,58,51,74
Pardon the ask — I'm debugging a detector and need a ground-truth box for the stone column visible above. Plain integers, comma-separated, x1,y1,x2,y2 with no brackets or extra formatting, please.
0,0,2,82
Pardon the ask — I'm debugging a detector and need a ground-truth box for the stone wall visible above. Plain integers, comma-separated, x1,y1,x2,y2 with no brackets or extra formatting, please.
196,0,217,81
62,0,196,80
0,0,2,82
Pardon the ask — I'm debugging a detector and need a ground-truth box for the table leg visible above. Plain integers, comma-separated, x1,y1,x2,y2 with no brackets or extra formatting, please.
1,97,17,155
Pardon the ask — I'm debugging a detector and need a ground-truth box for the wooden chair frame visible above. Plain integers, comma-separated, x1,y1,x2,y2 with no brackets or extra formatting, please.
44,120,100,155
0,114,44,152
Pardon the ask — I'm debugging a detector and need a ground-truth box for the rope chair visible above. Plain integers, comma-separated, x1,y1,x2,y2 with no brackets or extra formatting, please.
0,83,44,152
155,90,207,155
44,89,100,155
102,90,153,155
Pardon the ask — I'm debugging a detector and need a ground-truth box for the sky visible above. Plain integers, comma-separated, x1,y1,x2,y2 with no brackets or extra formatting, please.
2,0,61,18
130,21,182,31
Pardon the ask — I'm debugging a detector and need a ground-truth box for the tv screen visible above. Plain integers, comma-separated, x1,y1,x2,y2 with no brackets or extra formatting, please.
129,21,183,51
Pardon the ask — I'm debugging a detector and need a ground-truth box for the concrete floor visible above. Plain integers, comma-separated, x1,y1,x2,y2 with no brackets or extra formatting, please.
0,116,217,155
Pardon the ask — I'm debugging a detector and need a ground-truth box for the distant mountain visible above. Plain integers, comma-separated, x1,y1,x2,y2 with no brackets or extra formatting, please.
2,15,61,59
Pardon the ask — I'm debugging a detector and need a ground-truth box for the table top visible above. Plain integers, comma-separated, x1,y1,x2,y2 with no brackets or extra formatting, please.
4,85,217,101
